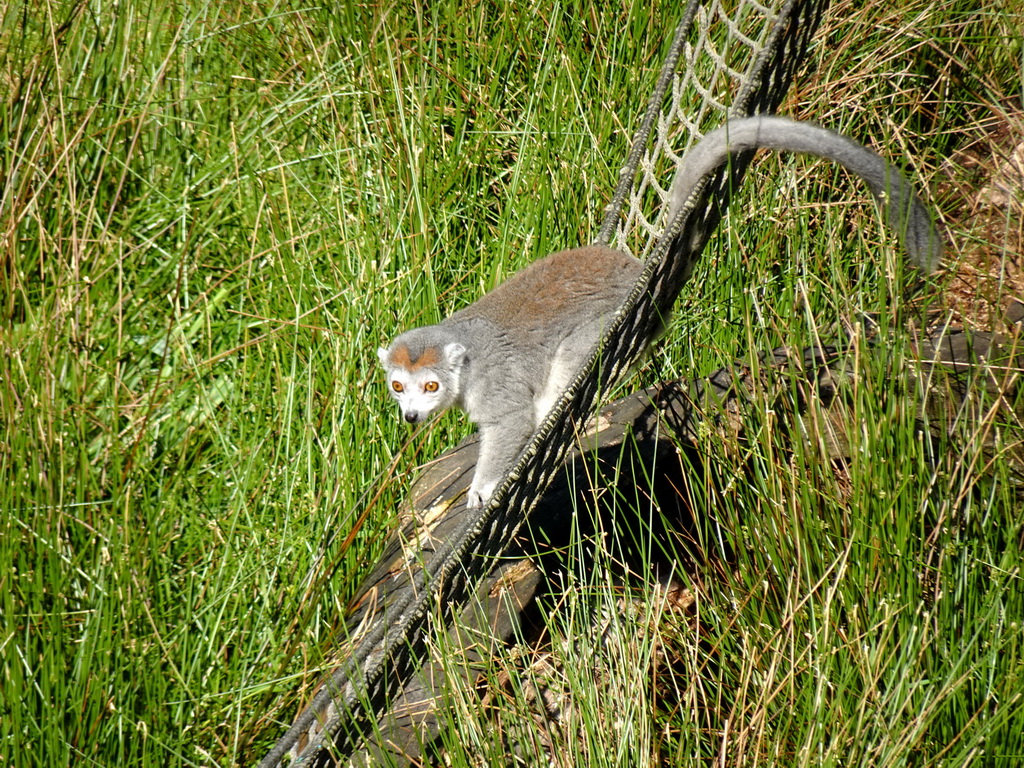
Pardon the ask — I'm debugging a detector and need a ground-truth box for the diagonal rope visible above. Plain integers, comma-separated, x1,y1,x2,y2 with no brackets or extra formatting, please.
257,0,831,764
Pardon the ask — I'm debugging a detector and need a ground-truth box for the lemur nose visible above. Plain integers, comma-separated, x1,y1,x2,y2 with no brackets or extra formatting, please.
404,411,420,424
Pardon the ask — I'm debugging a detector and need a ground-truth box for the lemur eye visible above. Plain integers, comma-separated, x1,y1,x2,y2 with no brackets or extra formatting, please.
391,381,404,393
424,381,439,393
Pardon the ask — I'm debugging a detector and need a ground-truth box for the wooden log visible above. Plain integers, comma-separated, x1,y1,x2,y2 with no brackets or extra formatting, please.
295,305,1023,766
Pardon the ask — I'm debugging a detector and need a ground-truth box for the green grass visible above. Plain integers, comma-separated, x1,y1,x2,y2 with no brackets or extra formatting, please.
2,0,1022,766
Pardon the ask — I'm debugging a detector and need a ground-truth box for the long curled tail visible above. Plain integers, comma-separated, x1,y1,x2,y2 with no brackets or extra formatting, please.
668,115,943,273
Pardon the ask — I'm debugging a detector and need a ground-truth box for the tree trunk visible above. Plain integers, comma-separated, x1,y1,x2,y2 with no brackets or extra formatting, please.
304,307,1024,766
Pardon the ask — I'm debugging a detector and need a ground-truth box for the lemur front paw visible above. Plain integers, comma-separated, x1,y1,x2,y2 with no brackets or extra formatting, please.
467,479,498,509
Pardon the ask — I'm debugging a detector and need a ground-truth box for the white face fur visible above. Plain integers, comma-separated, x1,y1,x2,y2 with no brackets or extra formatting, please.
378,343,465,424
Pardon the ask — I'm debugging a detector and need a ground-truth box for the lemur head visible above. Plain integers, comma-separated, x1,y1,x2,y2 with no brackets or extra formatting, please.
378,329,467,424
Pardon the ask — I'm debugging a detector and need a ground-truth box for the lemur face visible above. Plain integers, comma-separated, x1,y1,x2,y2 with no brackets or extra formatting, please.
378,341,466,424
382,365,451,423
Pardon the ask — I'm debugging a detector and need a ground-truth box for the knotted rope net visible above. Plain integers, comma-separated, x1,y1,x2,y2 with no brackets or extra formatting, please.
258,0,832,764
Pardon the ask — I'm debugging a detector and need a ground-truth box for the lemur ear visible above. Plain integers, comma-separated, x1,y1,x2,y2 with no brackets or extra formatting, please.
444,343,468,368
377,347,390,366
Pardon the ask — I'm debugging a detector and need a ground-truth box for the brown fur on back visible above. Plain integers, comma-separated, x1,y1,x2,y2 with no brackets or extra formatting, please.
448,245,641,340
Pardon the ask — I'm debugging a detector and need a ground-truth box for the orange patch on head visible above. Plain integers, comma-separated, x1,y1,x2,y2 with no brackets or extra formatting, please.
388,343,440,370
412,346,440,369
389,344,413,368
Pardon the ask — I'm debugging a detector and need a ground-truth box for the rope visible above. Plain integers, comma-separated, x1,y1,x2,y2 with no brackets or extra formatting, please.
257,0,831,763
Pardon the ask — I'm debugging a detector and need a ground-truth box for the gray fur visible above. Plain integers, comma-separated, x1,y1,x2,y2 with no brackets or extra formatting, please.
381,117,942,508
667,115,943,273
379,245,642,507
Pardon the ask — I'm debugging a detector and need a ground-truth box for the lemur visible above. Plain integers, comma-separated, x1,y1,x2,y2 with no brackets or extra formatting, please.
378,116,943,508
